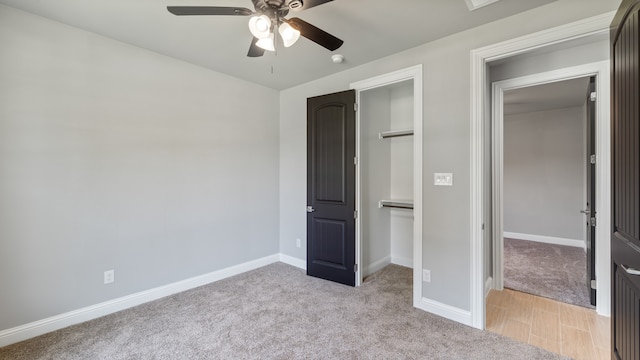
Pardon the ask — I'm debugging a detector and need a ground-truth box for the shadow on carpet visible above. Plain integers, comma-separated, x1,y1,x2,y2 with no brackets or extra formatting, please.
504,238,593,309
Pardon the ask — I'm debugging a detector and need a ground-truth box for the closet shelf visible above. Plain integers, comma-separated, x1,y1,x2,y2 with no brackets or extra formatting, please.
378,200,414,210
379,129,414,139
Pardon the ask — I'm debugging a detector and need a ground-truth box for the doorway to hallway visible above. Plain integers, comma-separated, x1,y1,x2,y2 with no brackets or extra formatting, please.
496,76,596,309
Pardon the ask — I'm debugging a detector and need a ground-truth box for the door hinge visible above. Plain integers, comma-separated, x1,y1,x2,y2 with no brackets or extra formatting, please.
590,154,596,164
590,279,596,290
590,216,597,227
354,210,358,219
354,264,358,272
590,92,597,102
354,103,358,112
354,157,358,166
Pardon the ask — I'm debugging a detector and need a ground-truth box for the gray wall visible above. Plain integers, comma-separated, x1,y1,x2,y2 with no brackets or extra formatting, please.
0,6,280,331
490,37,609,82
503,107,586,241
389,83,414,266
279,0,619,311
360,87,391,274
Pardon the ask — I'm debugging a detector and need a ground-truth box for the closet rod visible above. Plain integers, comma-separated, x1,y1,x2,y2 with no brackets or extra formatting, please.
379,129,414,139
378,200,414,210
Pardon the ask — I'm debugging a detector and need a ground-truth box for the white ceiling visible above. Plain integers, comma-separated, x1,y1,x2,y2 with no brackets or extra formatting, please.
0,0,557,90
503,77,591,116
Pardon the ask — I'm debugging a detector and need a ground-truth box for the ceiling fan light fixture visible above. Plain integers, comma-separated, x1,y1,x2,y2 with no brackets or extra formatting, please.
279,23,301,47
256,33,276,51
248,15,272,39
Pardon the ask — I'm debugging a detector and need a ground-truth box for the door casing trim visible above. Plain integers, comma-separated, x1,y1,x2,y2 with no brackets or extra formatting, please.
491,61,610,315
470,11,615,329
350,65,423,309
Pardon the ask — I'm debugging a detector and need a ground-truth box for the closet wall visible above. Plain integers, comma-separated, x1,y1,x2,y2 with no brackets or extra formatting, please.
360,80,414,277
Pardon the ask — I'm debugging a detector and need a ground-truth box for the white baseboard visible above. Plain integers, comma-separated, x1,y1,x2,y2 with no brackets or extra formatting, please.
279,254,306,270
391,255,413,268
504,232,585,249
416,297,472,327
364,256,391,277
1,254,464,348
0,254,280,348
277,253,410,272
485,276,493,298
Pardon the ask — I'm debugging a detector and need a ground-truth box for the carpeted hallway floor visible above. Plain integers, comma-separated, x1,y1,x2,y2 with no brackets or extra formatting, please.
0,263,566,359
504,238,593,308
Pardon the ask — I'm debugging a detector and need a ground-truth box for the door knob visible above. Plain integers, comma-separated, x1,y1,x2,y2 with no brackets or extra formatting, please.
306,206,316,213
580,209,591,214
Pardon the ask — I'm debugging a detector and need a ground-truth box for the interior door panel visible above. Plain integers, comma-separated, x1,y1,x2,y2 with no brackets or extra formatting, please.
306,90,356,286
610,1,640,358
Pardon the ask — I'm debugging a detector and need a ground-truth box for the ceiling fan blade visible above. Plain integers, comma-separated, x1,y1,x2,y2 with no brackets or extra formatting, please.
247,37,265,57
286,18,343,51
289,0,334,12
167,6,253,16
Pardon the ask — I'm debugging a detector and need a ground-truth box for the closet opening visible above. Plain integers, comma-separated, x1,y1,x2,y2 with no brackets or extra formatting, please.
350,66,423,303
359,80,414,280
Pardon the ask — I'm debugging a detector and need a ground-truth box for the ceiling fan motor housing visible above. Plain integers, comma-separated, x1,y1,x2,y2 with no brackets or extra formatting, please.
263,0,286,8
254,0,292,18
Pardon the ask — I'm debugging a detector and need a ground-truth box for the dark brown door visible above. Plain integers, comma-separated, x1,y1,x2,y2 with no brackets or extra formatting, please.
611,1,640,358
585,77,596,306
306,90,356,286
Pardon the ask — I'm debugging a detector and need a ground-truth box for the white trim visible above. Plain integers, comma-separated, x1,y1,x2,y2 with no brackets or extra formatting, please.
364,256,392,277
465,0,501,11
412,68,424,311
279,253,306,270
0,254,280,347
490,61,611,314
504,232,586,249
485,276,494,298
417,298,472,326
472,12,615,64
350,65,423,312
350,65,423,92
594,62,612,317
470,12,615,329
391,255,413,268
491,74,506,294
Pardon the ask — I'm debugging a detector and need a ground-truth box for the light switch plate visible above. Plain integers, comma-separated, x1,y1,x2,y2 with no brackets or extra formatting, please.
434,173,453,186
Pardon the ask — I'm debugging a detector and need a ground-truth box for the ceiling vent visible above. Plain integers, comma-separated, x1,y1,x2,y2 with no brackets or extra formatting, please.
464,0,501,11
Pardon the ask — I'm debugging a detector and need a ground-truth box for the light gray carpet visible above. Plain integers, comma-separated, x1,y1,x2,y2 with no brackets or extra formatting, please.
0,263,566,360
504,238,593,309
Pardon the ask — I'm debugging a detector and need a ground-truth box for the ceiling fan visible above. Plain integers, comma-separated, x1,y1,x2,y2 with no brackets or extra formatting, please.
167,0,344,57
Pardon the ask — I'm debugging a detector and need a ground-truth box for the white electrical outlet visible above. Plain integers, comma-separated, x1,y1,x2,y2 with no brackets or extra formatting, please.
104,270,114,285
423,269,431,283
296,238,301,248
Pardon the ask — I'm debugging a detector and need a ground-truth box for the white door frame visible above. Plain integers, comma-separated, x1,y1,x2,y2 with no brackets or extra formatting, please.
470,12,615,329
491,61,610,316
350,65,423,308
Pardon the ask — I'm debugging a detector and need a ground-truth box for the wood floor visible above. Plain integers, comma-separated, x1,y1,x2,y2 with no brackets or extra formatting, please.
486,289,610,360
